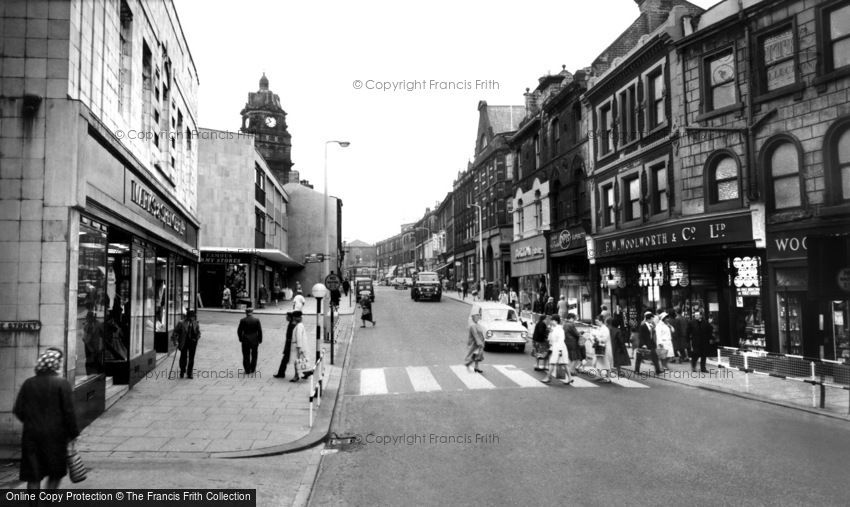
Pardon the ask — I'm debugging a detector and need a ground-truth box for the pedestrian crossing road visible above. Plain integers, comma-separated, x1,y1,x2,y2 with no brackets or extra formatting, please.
346,364,651,397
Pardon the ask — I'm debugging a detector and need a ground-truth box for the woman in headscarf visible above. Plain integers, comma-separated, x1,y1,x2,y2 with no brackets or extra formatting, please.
591,315,614,382
14,348,80,491
540,315,572,384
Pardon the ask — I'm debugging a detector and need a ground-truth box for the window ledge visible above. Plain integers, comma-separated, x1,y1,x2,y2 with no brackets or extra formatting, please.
818,203,850,217
705,199,743,213
646,123,668,137
753,82,805,105
813,67,850,91
695,103,745,123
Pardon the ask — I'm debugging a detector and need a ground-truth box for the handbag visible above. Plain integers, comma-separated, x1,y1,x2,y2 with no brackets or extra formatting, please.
297,356,312,373
472,348,484,362
594,343,606,355
66,442,87,483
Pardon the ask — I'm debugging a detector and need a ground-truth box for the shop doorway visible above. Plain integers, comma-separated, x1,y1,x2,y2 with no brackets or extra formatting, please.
199,264,226,308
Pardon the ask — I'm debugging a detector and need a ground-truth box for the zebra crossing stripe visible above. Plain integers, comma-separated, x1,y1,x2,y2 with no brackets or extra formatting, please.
360,368,388,395
449,365,496,389
608,376,649,388
406,366,442,392
491,365,546,388
563,376,598,388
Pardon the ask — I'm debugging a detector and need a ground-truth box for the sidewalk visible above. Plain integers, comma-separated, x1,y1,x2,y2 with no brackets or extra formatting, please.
444,288,850,420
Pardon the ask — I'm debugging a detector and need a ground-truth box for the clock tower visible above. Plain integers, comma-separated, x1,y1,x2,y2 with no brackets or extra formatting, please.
240,73,294,184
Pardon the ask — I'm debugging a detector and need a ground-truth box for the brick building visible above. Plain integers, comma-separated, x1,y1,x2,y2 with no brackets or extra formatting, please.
1,0,200,443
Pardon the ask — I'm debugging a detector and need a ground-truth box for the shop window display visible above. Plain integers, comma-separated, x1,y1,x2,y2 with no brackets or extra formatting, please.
831,300,850,361
76,217,108,382
143,244,156,353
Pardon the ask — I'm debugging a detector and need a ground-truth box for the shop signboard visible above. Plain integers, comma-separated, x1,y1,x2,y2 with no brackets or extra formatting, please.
549,226,587,255
200,251,251,265
595,214,753,259
126,178,188,240
767,231,808,261
511,235,548,277
808,235,850,299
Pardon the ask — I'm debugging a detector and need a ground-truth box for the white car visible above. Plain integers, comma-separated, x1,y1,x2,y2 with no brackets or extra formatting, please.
468,302,528,352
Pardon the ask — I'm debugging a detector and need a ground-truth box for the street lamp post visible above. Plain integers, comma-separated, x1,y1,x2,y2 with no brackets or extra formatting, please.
467,204,484,300
312,283,327,363
323,140,350,281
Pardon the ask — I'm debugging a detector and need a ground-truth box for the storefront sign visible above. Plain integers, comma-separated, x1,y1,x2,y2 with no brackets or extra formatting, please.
767,231,807,260
595,214,753,259
515,245,545,260
200,251,249,265
129,180,188,237
0,321,41,332
549,226,587,254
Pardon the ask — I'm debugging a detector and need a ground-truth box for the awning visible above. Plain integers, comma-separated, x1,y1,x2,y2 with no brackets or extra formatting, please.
386,265,397,277
434,262,452,272
199,247,304,268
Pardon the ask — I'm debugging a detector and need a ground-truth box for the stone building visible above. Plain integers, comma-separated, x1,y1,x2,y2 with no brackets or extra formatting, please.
1,0,200,443
239,74,294,184
376,233,404,282
283,182,342,291
342,239,377,280
195,127,300,309
676,0,850,359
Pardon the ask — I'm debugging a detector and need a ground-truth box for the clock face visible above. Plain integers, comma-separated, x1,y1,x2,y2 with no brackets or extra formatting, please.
265,116,277,128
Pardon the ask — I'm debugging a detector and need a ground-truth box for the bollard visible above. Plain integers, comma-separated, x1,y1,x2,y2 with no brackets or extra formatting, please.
743,354,749,391
811,361,817,409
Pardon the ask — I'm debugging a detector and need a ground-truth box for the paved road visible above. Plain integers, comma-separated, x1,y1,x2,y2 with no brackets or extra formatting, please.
310,286,850,506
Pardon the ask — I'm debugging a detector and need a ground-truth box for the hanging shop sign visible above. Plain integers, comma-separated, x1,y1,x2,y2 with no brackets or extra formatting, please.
127,179,188,238
595,214,753,259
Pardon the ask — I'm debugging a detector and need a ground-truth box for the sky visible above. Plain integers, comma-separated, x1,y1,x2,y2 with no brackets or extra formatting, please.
177,0,719,244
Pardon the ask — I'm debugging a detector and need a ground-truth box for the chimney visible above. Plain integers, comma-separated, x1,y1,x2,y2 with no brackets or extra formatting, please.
524,88,539,115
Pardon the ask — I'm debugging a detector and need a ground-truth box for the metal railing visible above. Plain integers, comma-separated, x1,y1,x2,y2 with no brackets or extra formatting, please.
716,347,850,414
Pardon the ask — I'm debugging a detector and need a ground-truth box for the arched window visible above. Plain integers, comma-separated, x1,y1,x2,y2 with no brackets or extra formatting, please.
534,190,543,229
763,136,803,210
705,151,741,210
824,118,850,204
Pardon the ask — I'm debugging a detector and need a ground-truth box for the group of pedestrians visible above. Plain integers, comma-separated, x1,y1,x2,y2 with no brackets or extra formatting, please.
633,309,716,375
534,312,632,383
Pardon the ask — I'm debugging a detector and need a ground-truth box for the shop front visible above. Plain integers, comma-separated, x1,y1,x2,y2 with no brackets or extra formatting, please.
549,226,592,321
769,225,850,361
199,248,301,309
73,168,200,428
591,212,765,347
511,234,549,313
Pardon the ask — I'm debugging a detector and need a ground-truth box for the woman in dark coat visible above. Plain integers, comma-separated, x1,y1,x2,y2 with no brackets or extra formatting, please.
14,348,80,490
609,315,631,375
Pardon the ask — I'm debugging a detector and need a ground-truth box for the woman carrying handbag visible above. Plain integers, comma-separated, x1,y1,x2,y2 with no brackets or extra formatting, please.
14,348,84,490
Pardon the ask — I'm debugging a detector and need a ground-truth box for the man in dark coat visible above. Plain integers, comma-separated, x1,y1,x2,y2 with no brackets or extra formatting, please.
563,313,582,374
689,311,714,373
274,312,296,379
171,310,201,379
634,311,663,375
14,348,80,490
543,296,558,317
237,306,263,374
670,310,690,363
342,279,350,297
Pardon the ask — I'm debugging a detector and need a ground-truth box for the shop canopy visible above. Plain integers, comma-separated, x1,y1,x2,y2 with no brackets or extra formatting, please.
200,247,303,268
385,265,397,278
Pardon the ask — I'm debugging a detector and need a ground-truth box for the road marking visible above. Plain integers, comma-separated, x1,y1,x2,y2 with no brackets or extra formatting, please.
449,365,496,389
492,365,545,388
562,376,598,388
608,376,650,388
359,368,388,395
406,366,442,392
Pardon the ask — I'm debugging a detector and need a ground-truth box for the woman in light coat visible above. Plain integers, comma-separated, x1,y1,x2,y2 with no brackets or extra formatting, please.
655,312,674,371
591,316,614,381
540,315,572,384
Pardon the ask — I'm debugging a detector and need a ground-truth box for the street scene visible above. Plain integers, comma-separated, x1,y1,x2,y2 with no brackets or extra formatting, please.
2,0,850,506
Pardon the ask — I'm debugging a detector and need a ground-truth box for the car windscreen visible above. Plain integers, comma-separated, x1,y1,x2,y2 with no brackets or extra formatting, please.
418,274,439,282
481,309,518,322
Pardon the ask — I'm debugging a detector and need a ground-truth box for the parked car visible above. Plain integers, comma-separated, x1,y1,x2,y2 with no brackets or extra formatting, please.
411,271,441,302
403,277,413,288
468,302,528,352
392,277,407,290
355,277,375,302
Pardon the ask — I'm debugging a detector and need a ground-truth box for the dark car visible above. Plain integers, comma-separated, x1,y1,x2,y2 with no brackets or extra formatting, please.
411,272,442,302
355,278,375,302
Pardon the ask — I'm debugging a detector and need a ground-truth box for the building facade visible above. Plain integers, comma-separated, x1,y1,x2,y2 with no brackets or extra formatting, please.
1,0,201,442
342,239,377,280
283,183,342,291
677,0,850,358
196,127,299,309
509,69,592,317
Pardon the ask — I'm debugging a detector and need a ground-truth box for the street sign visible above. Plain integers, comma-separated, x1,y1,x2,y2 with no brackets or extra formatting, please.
304,253,325,263
324,273,341,290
